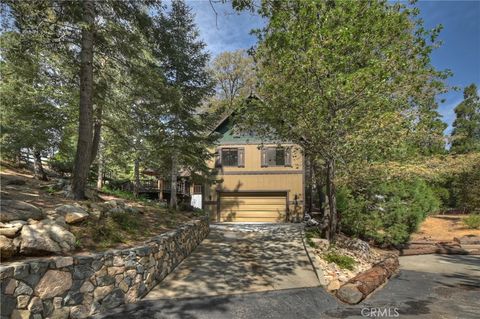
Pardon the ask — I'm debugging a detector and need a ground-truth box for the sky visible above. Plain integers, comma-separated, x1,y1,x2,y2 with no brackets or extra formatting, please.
188,0,480,135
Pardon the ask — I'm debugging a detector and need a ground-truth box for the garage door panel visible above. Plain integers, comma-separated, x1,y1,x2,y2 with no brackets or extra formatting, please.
219,192,287,222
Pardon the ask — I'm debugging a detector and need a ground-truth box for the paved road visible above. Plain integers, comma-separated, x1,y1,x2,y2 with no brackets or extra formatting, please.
145,224,319,299
98,235,480,319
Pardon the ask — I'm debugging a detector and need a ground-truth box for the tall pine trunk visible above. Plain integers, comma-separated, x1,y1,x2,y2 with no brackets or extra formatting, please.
90,105,102,166
325,159,338,242
72,0,95,200
32,148,48,181
170,153,178,210
96,142,104,190
133,158,140,198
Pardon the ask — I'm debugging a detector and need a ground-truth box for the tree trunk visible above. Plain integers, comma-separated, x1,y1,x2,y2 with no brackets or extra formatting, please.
133,158,140,198
32,148,48,181
325,159,338,242
170,153,178,210
96,143,104,190
90,105,102,166
72,0,95,200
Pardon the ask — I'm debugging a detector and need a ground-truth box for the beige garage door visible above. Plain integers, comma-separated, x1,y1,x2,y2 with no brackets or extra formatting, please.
219,192,287,222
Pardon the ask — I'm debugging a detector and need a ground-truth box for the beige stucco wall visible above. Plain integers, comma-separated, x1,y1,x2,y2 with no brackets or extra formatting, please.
203,144,304,220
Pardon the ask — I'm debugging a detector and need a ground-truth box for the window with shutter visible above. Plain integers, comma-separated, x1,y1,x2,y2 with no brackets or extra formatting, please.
263,147,289,166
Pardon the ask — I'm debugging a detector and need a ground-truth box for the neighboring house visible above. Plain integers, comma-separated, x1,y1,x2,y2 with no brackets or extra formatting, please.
194,111,304,223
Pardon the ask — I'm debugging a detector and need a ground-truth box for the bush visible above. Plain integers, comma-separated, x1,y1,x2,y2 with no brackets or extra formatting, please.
323,251,356,270
339,178,441,246
305,228,322,247
110,211,140,233
463,214,480,229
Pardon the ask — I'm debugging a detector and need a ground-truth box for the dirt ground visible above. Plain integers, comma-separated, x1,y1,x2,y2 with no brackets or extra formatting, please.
410,214,480,242
1,163,198,255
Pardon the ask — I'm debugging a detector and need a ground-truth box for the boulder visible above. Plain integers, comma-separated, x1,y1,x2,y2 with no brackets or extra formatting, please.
0,200,43,222
34,270,72,299
0,222,24,238
65,211,89,224
20,219,76,255
55,205,90,224
4,178,26,186
0,235,16,259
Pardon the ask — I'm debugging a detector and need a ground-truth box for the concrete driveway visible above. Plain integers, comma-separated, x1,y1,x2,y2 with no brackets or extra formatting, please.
144,223,319,300
98,254,480,319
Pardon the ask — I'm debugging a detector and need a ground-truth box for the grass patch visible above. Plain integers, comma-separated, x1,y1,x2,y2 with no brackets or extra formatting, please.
463,214,480,229
323,251,356,270
305,228,322,248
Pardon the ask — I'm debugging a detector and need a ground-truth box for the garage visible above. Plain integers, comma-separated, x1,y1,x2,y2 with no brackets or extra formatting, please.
219,192,287,222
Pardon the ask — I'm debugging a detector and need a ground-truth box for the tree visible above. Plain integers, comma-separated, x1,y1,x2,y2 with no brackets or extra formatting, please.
238,1,448,241
152,0,215,209
210,49,256,110
0,27,67,180
451,84,480,154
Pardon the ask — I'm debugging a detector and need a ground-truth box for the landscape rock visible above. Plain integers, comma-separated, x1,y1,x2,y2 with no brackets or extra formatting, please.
17,295,30,308
0,235,16,258
20,219,76,255
14,281,33,296
35,270,72,299
27,296,43,313
336,283,364,304
454,235,480,245
0,222,24,238
0,200,43,222
11,309,31,319
55,205,89,224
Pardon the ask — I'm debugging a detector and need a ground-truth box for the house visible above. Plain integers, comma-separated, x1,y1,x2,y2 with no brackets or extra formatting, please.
194,111,305,223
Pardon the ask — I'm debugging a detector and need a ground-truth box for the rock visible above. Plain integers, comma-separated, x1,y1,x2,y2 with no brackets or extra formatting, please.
14,281,33,296
70,305,89,319
55,256,74,268
454,235,480,245
336,282,364,304
0,235,16,259
80,281,94,293
107,266,124,276
327,279,341,291
5,278,18,294
1,294,16,317
20,219,76,255
11,309,31,319
35,270,72,299
0,200,43,222
27,296,43,313
17,295,30,308
0,222,24,238
94,285,114,301
50,308,70,319
101,288,124,309
55,205,89,224
53,297,63,309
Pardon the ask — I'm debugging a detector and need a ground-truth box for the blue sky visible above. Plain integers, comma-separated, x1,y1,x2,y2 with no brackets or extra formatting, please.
189,0,480,135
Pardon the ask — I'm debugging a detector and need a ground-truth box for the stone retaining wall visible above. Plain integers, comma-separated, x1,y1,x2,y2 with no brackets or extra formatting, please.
0,217,209,319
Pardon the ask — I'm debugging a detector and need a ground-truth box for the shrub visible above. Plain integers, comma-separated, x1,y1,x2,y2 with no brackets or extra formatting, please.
323,251,356,270
339,178,441,246
110,211,140,233
463,214,480,229
305,228,321,247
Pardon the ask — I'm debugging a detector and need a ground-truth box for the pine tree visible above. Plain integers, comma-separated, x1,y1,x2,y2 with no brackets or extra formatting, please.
451,84,480,154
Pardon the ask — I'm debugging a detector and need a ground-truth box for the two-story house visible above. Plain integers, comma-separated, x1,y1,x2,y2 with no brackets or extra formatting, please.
196,112,305,223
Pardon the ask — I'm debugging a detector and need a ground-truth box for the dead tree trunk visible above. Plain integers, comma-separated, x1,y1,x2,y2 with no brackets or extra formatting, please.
96,142,104,190
170,153,178,210
32,148,48,181
325,158,338,242
133,158,140,198
72,0,95,200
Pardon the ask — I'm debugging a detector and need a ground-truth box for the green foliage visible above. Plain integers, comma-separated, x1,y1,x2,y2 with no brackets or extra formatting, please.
451,84,480,154
100,185,149,203
339,178,441,246
110,212,141,234
463,214,480,229
305,228,322,248
450,162,480,213
323,251,356,271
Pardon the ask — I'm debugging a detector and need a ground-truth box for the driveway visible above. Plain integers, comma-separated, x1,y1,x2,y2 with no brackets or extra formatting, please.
98,253,480,319
144,223,319,300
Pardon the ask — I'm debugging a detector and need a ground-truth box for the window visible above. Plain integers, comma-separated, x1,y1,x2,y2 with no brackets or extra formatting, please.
219,148,244,167
262,147,291,167
193,184,202,194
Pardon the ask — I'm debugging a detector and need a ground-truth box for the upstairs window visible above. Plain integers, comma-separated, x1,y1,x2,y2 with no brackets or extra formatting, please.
262,147,292,167
217,148,245,167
